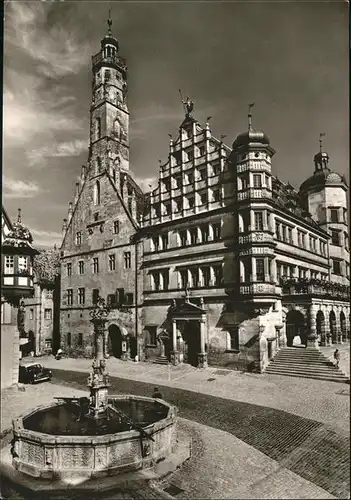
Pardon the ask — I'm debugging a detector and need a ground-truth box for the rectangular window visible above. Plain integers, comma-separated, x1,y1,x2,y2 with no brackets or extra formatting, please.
256,258,265,282
44,309,52,320
92,289,99,305
187,172,194,185
213,223,221,241
212,189,220,202
332,259,341,275
152,236,159,251
190,228,197,245
67,289,73,306
67,263,72,276
163,179,171,192
78,288,85,305
174,175,182,189
331,230,340,246
253,174,262,188
330,209,339,223
190,268,199,288
301,232,306,248
4,256,14,274
125,293,134,305
254,212,264,231
78,333,83,346
76,232,82,246
199,146,205,156
124,251,131,269
187,197,195,209
187,150,193,161
180,269,188,289
276,223,281,240
200,192,208,205
198,169,206,181
213,164,221,176
151,272,160,291
161,269,169,291
93,257,99,273
287,227,292,244
108,254,116,271
201,266,211,287
18,256,28,272
29,308,34,320
282,225,287,242
162,234,168,250
78,261,84,275
113,220,120,234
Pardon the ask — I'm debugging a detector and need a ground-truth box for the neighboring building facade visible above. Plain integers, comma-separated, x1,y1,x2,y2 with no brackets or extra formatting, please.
60,22,350,372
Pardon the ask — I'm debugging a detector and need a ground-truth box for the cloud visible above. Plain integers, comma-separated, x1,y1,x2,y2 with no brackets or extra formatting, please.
31,229,62,249
27,139,89,167
6,2,91,78
3,178,42,199
132,175,158,193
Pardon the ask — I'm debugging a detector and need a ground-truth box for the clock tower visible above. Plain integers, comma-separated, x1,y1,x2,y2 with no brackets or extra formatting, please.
89,14,129,179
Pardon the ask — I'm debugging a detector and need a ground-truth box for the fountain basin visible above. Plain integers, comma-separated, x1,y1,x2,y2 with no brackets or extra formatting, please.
11,395,178,480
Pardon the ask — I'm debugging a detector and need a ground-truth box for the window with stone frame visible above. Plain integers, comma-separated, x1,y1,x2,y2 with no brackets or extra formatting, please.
174,175,182,189
161,269,169,290
76,232,82,246
212,189,221,202
151,272,160,291
108,254,116,271
179,230,188,246
124,252,131,269
287,227,293,244
29,308,34,320
161,234,168,250
254,212,264,231
92,289,99,305
174,198,182,213
67,289,73,306
67,263,72,276
332,259,341,275
200,192,208,206
201,266,211,287
256,258,265,282
190,268,199,288
44,309,52,320
198,168,206,181
187,196,195,209
179,269,188,289
213,264,223,286
186,172,194,185
152,236,160,251
113,220,120,234
190,228,197,245
92,257,99,273
253,174,262,188
78,288,85,305
201,225,209,243
18,256,28,272
212,163,221,176
331,229,340,246
78,261,84,275
330,208,339,223
199,146,205,156
78,333,83,347
212,222,221,241
187,150,193,162
67,332,71,348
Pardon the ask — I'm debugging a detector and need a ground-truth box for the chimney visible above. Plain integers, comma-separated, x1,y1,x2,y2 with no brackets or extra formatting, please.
68,202,73,222
62,218,68,236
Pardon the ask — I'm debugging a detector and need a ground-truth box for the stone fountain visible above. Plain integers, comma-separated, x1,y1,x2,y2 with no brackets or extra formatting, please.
0,297,190,499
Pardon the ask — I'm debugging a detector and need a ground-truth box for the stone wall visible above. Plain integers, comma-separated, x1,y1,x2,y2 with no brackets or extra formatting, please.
1,324,19,389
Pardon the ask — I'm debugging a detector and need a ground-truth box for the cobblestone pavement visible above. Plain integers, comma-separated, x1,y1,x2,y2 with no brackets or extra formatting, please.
1,383,337,500
52,370,350,499
39,351,350,434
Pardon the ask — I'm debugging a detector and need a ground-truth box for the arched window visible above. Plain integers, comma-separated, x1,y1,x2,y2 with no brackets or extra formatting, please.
95,117,101,140
96,156,101,173
93,180,101,205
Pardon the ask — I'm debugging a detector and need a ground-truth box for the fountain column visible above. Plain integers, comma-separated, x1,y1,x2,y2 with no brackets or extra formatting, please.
88,297,111,419
171,319,180,365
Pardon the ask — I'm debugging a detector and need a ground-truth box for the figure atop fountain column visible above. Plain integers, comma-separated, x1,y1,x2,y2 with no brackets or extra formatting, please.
88,295,111,418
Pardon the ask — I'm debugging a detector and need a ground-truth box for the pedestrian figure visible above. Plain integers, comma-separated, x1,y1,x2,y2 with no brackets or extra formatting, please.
334,349,340,368
152,387,163,399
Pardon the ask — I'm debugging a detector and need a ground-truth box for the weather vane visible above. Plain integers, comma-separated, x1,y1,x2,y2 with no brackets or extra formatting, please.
248,103,255,130
107,7,112,35
319,132,326,153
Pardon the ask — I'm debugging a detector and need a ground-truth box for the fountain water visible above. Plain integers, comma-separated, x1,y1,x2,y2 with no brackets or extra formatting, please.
0,297,191,499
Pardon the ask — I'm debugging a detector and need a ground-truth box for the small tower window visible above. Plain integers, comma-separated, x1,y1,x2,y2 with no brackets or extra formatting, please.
95,117,101,140
93,180,101,205
96,156,101,173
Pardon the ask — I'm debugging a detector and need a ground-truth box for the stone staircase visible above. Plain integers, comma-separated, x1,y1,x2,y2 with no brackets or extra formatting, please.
265,347,349,383
153,355,169,365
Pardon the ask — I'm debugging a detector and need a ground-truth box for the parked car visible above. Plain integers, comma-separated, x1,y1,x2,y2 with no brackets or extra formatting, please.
19,363,52,384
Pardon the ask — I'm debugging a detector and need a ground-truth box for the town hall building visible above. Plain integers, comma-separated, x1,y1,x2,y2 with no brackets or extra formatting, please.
59,19,350,373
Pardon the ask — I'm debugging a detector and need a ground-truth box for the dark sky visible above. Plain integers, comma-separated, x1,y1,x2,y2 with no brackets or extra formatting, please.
3,0,349,247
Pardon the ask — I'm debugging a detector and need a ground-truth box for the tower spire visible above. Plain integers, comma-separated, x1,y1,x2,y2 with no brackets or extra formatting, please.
248,102,255,131
319,132,326,153
107,8,112,36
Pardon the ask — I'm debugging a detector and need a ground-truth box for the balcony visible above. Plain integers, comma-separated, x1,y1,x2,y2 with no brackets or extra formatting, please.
280,277,350,301
237,188,271,201
239,232,275,245
92,52,127,70
239,283,276,295
237,161,271,174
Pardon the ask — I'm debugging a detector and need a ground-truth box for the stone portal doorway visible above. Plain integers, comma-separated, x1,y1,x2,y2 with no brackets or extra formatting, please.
182,320,200,367
286,310,306,347
108,325,123,358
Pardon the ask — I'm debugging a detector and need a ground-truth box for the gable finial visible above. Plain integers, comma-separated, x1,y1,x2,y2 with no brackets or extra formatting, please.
248,102,255,131
107,7,112,35
319,132,326,153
